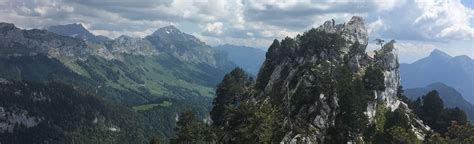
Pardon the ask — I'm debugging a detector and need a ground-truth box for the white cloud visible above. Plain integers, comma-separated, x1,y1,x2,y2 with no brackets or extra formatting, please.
194,33,271,49
413,0,474,40
205,22,224,35
367,17,384,36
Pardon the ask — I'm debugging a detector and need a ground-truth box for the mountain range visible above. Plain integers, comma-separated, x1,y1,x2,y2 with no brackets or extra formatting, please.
400,49,474,104
0,22,236,142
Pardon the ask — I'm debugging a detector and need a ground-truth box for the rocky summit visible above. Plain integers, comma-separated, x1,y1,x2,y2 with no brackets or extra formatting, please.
221,16,429,143
46,23,111,43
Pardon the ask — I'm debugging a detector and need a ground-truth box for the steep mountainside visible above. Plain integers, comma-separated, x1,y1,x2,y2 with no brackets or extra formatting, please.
0,22,235,104
218,16,429,143
404,82,474,121
0,22,236,142
214,44,266,75
46,23,111,43
400,49,474,103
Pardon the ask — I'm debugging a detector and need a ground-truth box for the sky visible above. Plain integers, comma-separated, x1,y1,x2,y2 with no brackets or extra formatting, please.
0,0,473,63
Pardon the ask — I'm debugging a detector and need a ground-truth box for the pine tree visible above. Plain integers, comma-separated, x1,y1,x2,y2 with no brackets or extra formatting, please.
436,107,468,133
363,65,385,91
227,102,278,143
421,90,444,128
211,67,251,127
171,111,209,143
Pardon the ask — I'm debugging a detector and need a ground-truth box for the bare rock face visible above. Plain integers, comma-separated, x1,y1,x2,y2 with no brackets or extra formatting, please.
247,16,428,143
317,16,368,49
89,35,158,60
374,40,401,111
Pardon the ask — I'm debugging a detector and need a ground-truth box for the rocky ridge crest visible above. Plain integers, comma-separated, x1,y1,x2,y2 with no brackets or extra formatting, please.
0,23,226,67
244,16,429,143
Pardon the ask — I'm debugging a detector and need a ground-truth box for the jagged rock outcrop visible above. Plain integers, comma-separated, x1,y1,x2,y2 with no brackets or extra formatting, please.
238,16,429,143
372,40,401,112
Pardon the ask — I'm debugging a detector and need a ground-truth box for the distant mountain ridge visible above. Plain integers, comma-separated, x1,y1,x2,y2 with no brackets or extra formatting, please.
46,23,111,43
213,44,266,75
400,49,474,103
404,82,474,121
0,22,237,141
0,22,236,103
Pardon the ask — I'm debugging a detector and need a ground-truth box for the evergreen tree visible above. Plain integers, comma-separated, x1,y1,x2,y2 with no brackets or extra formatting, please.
411,97,423,116
211,67,251,127
328,62,370,143
385,108,411,130
421,90,444,127
447,123,474,143
387,126,420,143
171,111,210,144
226,102,278,143
363,65,385,91
436,107,468,133
410,90,469,134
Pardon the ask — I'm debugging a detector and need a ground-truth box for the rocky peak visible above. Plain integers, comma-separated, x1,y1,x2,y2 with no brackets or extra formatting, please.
146,25,211,62
317,16,368,47
153,25,181,35
245,16,429,143
375,40,398,71
0,23,23,38
47,23,88,35
0,23,17,32
46,23,110,43
343,16,368,46
150,25,203,44
429,49,452,59
147,25,205,48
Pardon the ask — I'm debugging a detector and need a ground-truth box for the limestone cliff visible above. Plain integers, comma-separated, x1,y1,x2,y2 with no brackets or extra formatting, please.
240,16,429,143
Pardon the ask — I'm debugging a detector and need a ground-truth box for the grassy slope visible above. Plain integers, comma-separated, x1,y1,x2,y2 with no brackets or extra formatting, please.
55,53,220,105
133,101,173,111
